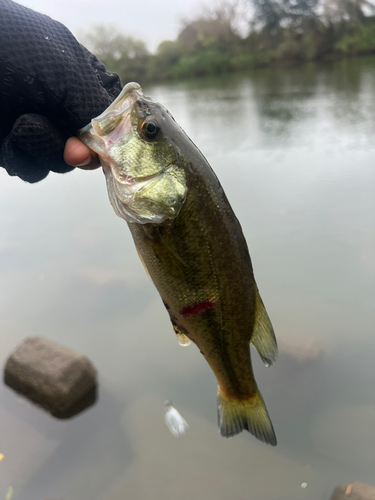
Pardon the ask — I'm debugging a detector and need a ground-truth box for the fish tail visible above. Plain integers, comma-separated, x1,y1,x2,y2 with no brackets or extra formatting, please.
217,388,277,446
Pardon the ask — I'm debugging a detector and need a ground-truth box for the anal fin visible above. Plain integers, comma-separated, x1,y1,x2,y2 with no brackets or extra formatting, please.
251,291,278,366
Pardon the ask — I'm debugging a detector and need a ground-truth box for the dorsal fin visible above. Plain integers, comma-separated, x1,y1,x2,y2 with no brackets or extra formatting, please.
251,291,278,366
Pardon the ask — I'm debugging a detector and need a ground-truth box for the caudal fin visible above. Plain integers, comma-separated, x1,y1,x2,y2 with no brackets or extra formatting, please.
217,389,277,446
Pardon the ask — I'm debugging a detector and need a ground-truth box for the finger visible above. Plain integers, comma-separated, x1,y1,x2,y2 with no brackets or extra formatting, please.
63,137,101,170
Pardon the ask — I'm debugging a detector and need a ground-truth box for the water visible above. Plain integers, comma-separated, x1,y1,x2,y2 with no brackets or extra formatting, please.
0,57,374,499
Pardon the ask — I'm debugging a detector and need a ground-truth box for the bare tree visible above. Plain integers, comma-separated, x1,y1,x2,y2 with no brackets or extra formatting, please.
80,25,148,64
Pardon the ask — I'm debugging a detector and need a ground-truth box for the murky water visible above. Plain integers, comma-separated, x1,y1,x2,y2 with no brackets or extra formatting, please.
0,57,374,499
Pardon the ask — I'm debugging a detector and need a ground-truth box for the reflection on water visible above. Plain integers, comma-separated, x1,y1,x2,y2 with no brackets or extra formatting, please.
0,57,374,499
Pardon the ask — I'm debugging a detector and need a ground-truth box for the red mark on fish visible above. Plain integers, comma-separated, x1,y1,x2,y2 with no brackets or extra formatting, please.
180,300,215,317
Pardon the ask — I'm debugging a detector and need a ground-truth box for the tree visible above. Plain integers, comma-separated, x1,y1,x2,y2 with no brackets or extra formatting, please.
250,0,318,32
79,25,149,82
178,1,244,52
320,0,375,24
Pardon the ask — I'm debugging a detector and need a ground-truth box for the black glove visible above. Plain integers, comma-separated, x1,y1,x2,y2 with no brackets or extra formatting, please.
0,0,122,183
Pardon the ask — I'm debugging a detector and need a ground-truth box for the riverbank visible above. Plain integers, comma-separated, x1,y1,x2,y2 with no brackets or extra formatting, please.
82,17,375,84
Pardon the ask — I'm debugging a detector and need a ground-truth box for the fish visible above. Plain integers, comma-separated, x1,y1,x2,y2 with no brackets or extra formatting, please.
79,82,278,445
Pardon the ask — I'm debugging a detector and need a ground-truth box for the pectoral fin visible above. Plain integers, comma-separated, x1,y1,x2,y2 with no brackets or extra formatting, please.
146,226,189,277
251,291,278,366
135,247,153,282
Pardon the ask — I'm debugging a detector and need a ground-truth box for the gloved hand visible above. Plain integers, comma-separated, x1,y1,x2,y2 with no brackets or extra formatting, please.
0,0,122,183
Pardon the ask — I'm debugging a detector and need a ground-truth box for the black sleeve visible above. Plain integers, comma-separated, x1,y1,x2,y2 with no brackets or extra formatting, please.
0,0,122,183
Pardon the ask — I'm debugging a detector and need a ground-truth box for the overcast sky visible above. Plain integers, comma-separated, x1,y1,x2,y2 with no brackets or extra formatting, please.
19,0,217,51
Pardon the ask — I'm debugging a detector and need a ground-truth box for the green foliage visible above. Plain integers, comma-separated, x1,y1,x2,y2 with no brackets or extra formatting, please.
334,23,375,54
231,51,273,70
170,51,232,78
146,40,185,80
275,30,317,62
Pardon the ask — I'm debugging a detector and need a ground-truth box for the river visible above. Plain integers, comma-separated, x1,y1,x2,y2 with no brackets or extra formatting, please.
0,57,374,499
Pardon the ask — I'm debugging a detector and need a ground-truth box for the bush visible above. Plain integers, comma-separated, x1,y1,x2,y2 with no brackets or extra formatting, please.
170,50,231,78
334,24,375,54
274,30,317,62
231,51,272,70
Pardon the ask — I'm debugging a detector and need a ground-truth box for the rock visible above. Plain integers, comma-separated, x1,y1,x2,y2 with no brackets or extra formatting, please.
331,482,375,500
4,336,97,416
52,383,98,419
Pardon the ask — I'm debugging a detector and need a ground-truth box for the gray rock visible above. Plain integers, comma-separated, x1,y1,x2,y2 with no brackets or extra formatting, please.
331,482,375,500
4,336,97,416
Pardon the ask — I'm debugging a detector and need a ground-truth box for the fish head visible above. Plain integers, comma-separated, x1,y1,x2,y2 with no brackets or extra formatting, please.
79,82,188,224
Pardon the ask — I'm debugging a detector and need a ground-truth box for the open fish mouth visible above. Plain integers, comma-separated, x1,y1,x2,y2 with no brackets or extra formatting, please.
79,82,188,225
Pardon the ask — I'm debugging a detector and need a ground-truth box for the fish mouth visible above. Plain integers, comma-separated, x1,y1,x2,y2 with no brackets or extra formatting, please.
79,82,187,225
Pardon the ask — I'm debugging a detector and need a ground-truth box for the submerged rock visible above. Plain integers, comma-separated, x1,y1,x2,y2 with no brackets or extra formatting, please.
4,336,97,417
331,482,375,500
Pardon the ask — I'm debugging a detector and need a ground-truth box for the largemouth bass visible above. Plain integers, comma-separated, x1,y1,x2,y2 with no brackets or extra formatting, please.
80,82,278,445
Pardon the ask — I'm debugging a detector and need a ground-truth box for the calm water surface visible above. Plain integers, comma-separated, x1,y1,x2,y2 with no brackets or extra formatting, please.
0,57,374,499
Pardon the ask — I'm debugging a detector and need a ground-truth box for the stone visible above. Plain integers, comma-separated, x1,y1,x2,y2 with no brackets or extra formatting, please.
331,482,375,500
4,336,97,416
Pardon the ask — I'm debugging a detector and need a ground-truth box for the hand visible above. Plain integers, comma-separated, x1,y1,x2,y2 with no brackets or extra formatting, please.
63,138,101,170
0,0,121,183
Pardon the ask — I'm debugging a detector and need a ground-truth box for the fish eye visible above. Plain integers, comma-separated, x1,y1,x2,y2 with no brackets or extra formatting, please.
142,119,161,140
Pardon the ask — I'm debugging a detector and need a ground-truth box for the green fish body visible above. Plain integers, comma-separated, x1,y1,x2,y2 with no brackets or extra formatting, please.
80,82,278,445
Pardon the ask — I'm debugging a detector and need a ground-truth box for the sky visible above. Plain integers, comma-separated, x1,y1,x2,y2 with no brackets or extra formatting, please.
19,0,218,51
